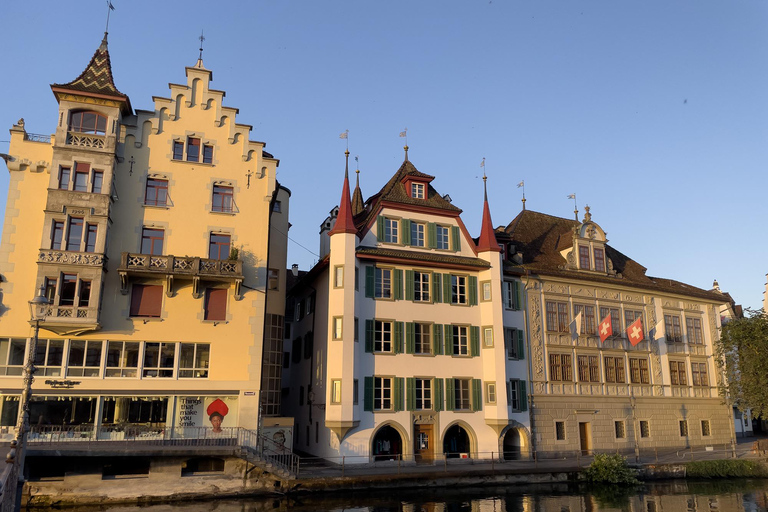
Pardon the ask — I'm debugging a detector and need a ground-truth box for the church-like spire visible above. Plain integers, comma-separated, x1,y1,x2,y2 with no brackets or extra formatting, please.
351,167,364,216
329,150,357,235
476,174,500,252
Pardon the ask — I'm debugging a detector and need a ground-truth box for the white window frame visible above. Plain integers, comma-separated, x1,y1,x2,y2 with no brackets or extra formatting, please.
375,267,392,299
436,225,450,250
411,222,426,247
451,275,467,305
383,217,399,244
411,182,425,199
415,378,432,410
414,322,431,355
332,317,343,340
452,325,469,356
374,376,393,411
374,320,393,353
413,271,430,302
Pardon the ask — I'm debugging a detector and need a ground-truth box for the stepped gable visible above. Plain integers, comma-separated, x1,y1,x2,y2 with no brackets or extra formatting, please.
355,159,461,232
503,209,722,301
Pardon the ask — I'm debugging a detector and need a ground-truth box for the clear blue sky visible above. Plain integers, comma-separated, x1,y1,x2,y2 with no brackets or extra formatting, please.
1,1,767,309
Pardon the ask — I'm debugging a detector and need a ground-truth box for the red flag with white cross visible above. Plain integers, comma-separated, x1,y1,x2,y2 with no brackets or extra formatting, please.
626,317,644,346
599,314,613,343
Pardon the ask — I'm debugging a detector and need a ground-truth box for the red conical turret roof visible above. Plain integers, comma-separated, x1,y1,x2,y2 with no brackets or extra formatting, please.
476,176,500,252
329,151,357,235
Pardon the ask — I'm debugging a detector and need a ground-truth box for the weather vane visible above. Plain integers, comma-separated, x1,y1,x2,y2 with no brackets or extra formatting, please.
198,30,205,61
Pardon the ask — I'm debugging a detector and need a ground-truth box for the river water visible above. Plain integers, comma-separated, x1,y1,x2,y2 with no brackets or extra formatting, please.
54,480,768,512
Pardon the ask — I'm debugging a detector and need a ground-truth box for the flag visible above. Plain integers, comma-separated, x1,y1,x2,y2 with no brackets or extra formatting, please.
107,0,115,10
480,158,485,168
399,129,407,137
567,193,575,199
626,317,644,346
599,314,613,343
339,131,348,139
517,181,524,188
569,311,582,341
355,155,359,162
649,319,665,341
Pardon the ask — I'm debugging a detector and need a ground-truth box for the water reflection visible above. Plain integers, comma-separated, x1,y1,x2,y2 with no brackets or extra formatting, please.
47,480,768,512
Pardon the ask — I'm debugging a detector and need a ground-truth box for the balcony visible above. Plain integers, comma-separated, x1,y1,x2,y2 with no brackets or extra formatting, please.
66,131,105,149
118,253,243,299
38,304,100,336
38,249,106,268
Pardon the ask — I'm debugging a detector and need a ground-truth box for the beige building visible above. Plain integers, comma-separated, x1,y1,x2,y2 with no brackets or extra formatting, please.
0,33,289,446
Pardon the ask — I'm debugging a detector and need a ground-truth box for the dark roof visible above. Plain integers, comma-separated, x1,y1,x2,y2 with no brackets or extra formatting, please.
356,246,490,269
502,209,724,302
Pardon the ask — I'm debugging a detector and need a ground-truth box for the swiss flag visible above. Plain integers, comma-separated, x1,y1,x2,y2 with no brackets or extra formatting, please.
599,314,613,343
626,317,644,346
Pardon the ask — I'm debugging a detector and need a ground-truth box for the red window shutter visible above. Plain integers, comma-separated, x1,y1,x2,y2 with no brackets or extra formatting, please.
130,284,163,317
204,288,227,321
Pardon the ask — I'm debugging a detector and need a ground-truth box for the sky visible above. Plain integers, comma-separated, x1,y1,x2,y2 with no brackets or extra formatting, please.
1,1,767,310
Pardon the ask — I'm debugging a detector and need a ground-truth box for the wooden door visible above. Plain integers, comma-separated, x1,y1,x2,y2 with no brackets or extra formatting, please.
414,424,434,462
579,422,591,455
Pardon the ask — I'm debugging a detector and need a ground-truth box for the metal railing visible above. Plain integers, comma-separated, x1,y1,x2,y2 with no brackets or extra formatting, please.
23,133,51,144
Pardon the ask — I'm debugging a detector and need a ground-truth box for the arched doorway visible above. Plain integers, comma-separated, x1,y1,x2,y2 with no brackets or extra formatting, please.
502,428,522,460
443,424,471,459
371,425,403,461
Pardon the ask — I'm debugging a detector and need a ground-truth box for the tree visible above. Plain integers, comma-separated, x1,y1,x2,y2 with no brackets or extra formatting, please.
715,309,768,418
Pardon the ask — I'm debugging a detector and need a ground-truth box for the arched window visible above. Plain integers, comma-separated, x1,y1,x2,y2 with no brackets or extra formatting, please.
68,110,107,135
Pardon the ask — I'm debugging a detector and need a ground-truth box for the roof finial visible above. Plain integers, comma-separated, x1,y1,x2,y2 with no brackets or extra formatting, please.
197,30,206,66
399,128,408,161
583,204,591,222
567,193,578,220
103,1,115,47
517,180,526,210
480,158,487,201
344,149,350,179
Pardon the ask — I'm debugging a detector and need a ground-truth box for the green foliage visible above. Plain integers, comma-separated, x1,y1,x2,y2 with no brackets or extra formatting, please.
584,453,639,485
715,308,768,418
228,246,240,260
686,460,768,478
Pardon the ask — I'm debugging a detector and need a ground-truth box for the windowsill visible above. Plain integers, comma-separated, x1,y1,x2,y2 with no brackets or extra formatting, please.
413,353,433,357
129,316,163,322
373,351,396,356
171,159,215,166
210,210,236,216
450,302,469,307
143,204,171,210
452,409,472,413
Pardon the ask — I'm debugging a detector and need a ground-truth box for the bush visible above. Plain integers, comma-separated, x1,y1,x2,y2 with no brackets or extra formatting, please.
584,453,639,485
686,460,768,478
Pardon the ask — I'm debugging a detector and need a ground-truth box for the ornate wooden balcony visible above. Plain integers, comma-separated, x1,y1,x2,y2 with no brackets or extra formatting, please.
38,304,100,336
118,252,243,299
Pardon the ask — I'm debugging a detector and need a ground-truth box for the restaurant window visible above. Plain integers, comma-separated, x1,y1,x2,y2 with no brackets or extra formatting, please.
204,288,227,321
34,339,65,376
130,284,163,317
105,341,140,377
67,340,102,377
0,339,27,376
143,342,176,378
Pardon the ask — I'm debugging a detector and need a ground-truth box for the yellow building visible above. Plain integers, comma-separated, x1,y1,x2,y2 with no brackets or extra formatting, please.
0,33,289,440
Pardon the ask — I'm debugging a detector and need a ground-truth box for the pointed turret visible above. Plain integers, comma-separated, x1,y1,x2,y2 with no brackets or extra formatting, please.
351,169,364,216
329,151,357,235
476,175,500,252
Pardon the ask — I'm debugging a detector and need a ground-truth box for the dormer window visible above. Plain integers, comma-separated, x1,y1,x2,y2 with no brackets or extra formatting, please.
579,246,590,269
594,248,605,272
411,182,425,199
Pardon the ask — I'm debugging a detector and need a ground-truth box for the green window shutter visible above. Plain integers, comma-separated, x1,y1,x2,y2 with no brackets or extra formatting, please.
365,319,374,353
517,329,525,360
468,276,478,306
451,226,461,252
434,378,444,412
394,269,403,300
364,377,374,411
514,280,522,310
405,270,414,301
443,274,452,304
427,223,437,248
444,325,453,355
446,378,455,411
394,377,404,412
470,326,480,357
405,322,415,354
394,321,404,354
376,216,384,242
520,380,528,411
433,324,443,355
401,219,411,245
472,379,482,411
406,377,415,411
432,273,442,303
365,266,375,298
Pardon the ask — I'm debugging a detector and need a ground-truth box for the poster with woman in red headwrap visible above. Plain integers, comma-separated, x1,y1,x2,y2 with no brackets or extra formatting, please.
206,398,229,433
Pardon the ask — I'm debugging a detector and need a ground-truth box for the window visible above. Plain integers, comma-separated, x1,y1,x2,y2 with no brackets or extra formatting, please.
68,111,107,134
34,340,64,376
615,421,626,439
679,420,689,437
59,274,77,306
508,379,527,411
66,218,83,251
503,281,521,310
573,305,596,335
44,277,57,303
179,343,209,378
483,327,493,348
272,200,282,213
555,421,566,441
579,245,590,269
549,353,573,381
209,233,231,260
130,284,163,317
73,162,89,192
669,361,688,386
332,317,343,340
453,378,471,411
701,420,711,437
354,317,359,342
452,325,469,356
67,340,102,377
353,379,359,405
145,178,169,207
436,225,450,250
505,328,524,359
331,380,342,404
599,307,620,337
664,314,683,343
411,182,425,199
577,355,600,383
212,185,234,213
334,266,344,288
204,288,227,321
481,281,491,302
411,222,426,247
413,271,430,302
0,339,27,376
375,267,392,299
383,217,399,243
624,310,644,339
374,320,393,352
451,275,467,305
51,221,64,250
485,382,496,404
629,358,650,384
686,317,703,345
91,170,104,194
85,224,98,253
172,141,184,160
58,167,70,189
187,137,200,162
546,301,570,332
374,376,393,411
593,248,605,272
414,323,431,355
141,228,164,255
415,378,432,409
78,280,91,307
604,356,626,383
268,269,280,290
640,420,650,438
202,144,214,164
143,342,175,378
691,362,709,387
